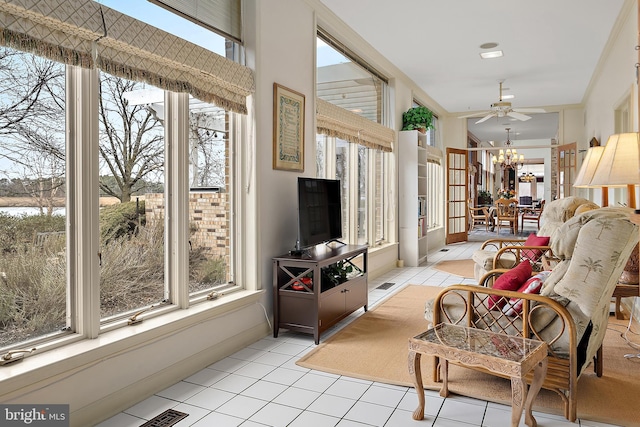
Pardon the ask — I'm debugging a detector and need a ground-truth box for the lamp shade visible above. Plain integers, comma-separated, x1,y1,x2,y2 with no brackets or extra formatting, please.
573,146,605,188
590,133,640,187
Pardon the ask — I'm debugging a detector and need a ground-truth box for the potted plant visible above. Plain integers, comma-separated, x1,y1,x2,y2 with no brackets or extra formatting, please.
478,190,492,205
321,260,354,290
402,106,433,133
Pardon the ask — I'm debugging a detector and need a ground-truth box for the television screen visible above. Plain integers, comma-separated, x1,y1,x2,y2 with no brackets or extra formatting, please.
297,177,342,249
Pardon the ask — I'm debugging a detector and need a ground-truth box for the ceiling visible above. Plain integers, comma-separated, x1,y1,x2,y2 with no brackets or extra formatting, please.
318,0,627,144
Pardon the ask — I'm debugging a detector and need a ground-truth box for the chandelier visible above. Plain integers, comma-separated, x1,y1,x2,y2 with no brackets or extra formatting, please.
492,128,524,170
520,172,536,182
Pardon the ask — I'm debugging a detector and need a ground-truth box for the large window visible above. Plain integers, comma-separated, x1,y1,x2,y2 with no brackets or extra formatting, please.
426,157,444,230
316,32,391,246
0,0,246,353
0,49,67,348
98,74,166,321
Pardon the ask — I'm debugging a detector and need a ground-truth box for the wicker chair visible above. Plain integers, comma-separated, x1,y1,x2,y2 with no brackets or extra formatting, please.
426,206,639,421
472,197,600,280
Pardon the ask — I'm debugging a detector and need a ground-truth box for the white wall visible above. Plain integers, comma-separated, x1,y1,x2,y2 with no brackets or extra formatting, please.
246,0,316,307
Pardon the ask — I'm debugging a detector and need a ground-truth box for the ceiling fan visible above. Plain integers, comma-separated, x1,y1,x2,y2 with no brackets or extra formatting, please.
459,80,546,124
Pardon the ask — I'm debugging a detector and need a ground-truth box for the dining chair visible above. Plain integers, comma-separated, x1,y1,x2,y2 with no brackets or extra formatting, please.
521,199,545,230
468,200,490,232
494,198,519,234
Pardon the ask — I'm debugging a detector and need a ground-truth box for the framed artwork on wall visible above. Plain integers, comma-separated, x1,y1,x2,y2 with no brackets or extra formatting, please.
273,83,305,171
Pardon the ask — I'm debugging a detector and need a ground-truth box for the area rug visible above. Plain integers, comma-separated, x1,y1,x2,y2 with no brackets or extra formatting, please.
296,285,640,426
432,259,475,279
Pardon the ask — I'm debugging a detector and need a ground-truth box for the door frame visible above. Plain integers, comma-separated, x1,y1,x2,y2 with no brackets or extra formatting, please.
446,148,468,244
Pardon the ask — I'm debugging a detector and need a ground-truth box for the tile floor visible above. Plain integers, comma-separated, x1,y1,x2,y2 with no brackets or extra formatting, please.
96,228,624,427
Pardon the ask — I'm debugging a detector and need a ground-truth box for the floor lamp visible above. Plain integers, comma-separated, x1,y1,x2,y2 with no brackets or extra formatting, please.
590,133,640,285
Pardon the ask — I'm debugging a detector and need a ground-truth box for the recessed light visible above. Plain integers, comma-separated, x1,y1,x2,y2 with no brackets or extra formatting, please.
480,42,499,49
480,50,503,59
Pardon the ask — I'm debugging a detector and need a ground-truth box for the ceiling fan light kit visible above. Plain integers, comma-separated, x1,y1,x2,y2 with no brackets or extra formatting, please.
459,80,546,124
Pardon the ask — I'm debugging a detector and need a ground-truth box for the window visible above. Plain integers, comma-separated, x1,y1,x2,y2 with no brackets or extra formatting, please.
0,0,249,353
0,48,67,348
334,139,351,240
316,32,391,247
186,101,235,296
98,73,167,321
426,157,444,230
427,116,439,147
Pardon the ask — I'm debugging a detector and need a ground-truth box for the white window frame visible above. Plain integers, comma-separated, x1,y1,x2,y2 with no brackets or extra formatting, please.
0,64,251,357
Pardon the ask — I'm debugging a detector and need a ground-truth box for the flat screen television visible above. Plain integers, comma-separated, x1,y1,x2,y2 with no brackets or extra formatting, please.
296,177,343,250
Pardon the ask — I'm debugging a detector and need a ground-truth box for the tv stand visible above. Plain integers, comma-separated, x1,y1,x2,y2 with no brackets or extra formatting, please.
325,239,346,247
288,248,309,257
273,244,368,344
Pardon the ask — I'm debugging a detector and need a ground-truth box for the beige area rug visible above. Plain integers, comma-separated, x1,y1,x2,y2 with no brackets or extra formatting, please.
296,285,640,426
432,259,475,279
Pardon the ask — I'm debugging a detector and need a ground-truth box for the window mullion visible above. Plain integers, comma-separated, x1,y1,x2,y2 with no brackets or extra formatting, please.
165,91,190,308
67,65,101,338
348,143,359,243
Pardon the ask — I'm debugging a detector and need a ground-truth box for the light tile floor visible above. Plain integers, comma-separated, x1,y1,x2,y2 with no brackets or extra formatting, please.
96,227,624,427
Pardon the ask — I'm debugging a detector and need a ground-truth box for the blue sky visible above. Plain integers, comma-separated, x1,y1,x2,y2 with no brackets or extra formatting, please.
96,0,226,54
96,0,346,67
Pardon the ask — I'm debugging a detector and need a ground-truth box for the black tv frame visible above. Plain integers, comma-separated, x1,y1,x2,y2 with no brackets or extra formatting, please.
295,177,344,253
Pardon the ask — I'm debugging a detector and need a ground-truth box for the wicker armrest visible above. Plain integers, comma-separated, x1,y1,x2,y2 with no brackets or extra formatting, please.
493,245,554,272
480,238,527,251
432,283,575,353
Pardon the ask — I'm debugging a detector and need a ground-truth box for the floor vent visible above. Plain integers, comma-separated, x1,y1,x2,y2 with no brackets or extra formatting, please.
377,282,395,290
139,409,188,427
440,248,449,252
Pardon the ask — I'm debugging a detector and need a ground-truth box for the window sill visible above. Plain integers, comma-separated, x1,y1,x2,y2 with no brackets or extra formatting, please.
368,241,397,254
0,289,264,390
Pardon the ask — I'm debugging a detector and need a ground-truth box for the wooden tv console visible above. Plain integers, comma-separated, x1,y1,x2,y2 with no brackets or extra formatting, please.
272,244,368,344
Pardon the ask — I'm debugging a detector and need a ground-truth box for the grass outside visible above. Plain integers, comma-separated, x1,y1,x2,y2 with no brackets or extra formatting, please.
0,203,227,348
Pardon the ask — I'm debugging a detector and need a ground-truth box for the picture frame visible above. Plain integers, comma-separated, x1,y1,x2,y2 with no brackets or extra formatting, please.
273,83,305,172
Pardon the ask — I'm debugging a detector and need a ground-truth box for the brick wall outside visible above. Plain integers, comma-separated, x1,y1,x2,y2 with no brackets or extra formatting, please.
144,192,230,264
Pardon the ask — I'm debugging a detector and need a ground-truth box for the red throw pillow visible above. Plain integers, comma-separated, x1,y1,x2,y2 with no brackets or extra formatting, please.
488,260,532,310
502,270,551,316
522,233,550,262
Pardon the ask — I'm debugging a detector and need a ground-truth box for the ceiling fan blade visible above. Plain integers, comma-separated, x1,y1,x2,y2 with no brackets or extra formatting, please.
458,111,491,119
507,111,532,121
512,107,546,113
475,113,496,124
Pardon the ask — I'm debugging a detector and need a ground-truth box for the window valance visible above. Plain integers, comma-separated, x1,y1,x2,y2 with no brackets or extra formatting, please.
0,0,254,114
316,99,394,152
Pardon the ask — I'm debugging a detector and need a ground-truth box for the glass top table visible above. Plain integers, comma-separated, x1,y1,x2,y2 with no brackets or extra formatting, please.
408,323,548,427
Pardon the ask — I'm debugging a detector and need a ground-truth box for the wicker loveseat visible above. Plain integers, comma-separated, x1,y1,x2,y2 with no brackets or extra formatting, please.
426,206,639,421
472,196,600,280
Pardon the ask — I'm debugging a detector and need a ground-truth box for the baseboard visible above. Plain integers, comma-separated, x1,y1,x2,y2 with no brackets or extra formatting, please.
72,323,270,427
